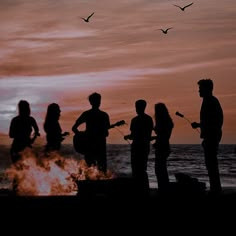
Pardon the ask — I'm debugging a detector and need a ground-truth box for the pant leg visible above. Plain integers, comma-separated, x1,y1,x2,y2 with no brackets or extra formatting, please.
203,140,222,193
155,152,169,190
131,144,150,195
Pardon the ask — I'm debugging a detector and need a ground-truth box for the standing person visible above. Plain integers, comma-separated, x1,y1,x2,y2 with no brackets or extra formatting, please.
191,79,223,194
72,92,110,174
124,99,154,196
9,100,40,164
153,103,174,192
44,103,69,154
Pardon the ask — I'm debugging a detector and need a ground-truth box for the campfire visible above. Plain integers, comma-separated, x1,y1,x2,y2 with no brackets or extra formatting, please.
5,148,114,196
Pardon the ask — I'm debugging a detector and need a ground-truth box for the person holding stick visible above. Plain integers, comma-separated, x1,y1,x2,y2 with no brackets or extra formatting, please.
191,79,223,195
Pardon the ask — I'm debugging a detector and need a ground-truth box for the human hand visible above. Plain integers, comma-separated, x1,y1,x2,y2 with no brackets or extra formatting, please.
191,122,199,129
63,131,70,136
124,134,131,140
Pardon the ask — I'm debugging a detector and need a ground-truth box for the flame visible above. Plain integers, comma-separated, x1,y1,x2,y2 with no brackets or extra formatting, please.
5,148,114,196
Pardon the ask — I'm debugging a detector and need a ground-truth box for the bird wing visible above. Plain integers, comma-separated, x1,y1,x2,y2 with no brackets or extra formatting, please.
173,4,181,9
167,27,173,30
87,12,94,20
184,2,194,9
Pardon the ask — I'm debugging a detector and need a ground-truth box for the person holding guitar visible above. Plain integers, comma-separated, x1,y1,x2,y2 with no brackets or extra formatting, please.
44,103,70,154
9,100,40,164
72,92,112,174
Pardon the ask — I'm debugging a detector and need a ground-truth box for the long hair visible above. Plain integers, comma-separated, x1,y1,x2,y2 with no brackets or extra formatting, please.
44,103,60,132
154,103,174,130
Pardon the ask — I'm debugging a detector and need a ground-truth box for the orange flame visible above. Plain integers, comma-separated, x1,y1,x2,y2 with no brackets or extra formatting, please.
5,148,114,196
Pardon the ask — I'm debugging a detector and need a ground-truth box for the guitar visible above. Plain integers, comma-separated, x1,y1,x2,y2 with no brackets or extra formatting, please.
73,120,125,155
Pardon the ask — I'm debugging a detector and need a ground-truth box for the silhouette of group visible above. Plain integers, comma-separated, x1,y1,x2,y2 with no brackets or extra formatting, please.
8,79,224,196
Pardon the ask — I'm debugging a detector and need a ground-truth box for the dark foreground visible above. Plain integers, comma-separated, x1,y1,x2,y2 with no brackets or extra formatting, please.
1,185,236,231
1,178,236,211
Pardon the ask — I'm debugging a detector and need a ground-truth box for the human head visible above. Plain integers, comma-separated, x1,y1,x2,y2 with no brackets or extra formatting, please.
197,79,213,97
18,100,30,117
46,103,61,120
154,103,173,128
154,103,169,119
135,99,146,115
88,92,101,108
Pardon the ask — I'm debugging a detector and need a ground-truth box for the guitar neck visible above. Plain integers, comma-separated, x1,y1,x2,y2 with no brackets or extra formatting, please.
109,120,125,129
109,124,117,129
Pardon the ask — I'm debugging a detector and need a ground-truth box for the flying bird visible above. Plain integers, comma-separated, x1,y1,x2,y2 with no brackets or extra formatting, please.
173,2,194,11
159,27,173,34
81,12,94,22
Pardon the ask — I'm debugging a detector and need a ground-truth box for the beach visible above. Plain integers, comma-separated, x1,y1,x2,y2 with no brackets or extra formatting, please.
0,143,236,228
1,143,236,191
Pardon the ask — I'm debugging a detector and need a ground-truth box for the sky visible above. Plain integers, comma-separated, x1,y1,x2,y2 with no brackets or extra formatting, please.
0,0,235,144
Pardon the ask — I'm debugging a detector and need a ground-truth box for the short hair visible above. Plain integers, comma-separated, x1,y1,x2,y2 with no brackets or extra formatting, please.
88,92,101,106
198,79,213,91
135,99,147,110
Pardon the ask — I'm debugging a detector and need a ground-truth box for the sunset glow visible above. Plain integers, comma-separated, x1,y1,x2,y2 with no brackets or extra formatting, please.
0,0,235,144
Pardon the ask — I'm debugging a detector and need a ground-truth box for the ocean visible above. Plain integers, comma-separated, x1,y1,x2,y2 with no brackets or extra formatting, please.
107,144,236,189
0,144,235,191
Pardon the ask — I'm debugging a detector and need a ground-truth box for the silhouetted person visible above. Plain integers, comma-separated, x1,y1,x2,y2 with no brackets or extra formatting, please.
153,103,174,192
191,79,223,194
124,99,154,196
44,103,69,153
9,100,40,193
9,100,40,164
72,92,110,174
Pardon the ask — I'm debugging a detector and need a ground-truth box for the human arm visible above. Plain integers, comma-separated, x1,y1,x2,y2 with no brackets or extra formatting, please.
9,118,16,138
31,118,40,143
124,134,133,140
150,136,157,141
72,113,85,135
62,131,70,137
72,122,81,135
124,118,133,141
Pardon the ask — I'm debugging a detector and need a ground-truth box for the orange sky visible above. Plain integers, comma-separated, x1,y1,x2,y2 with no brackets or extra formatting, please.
0,0,235,144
